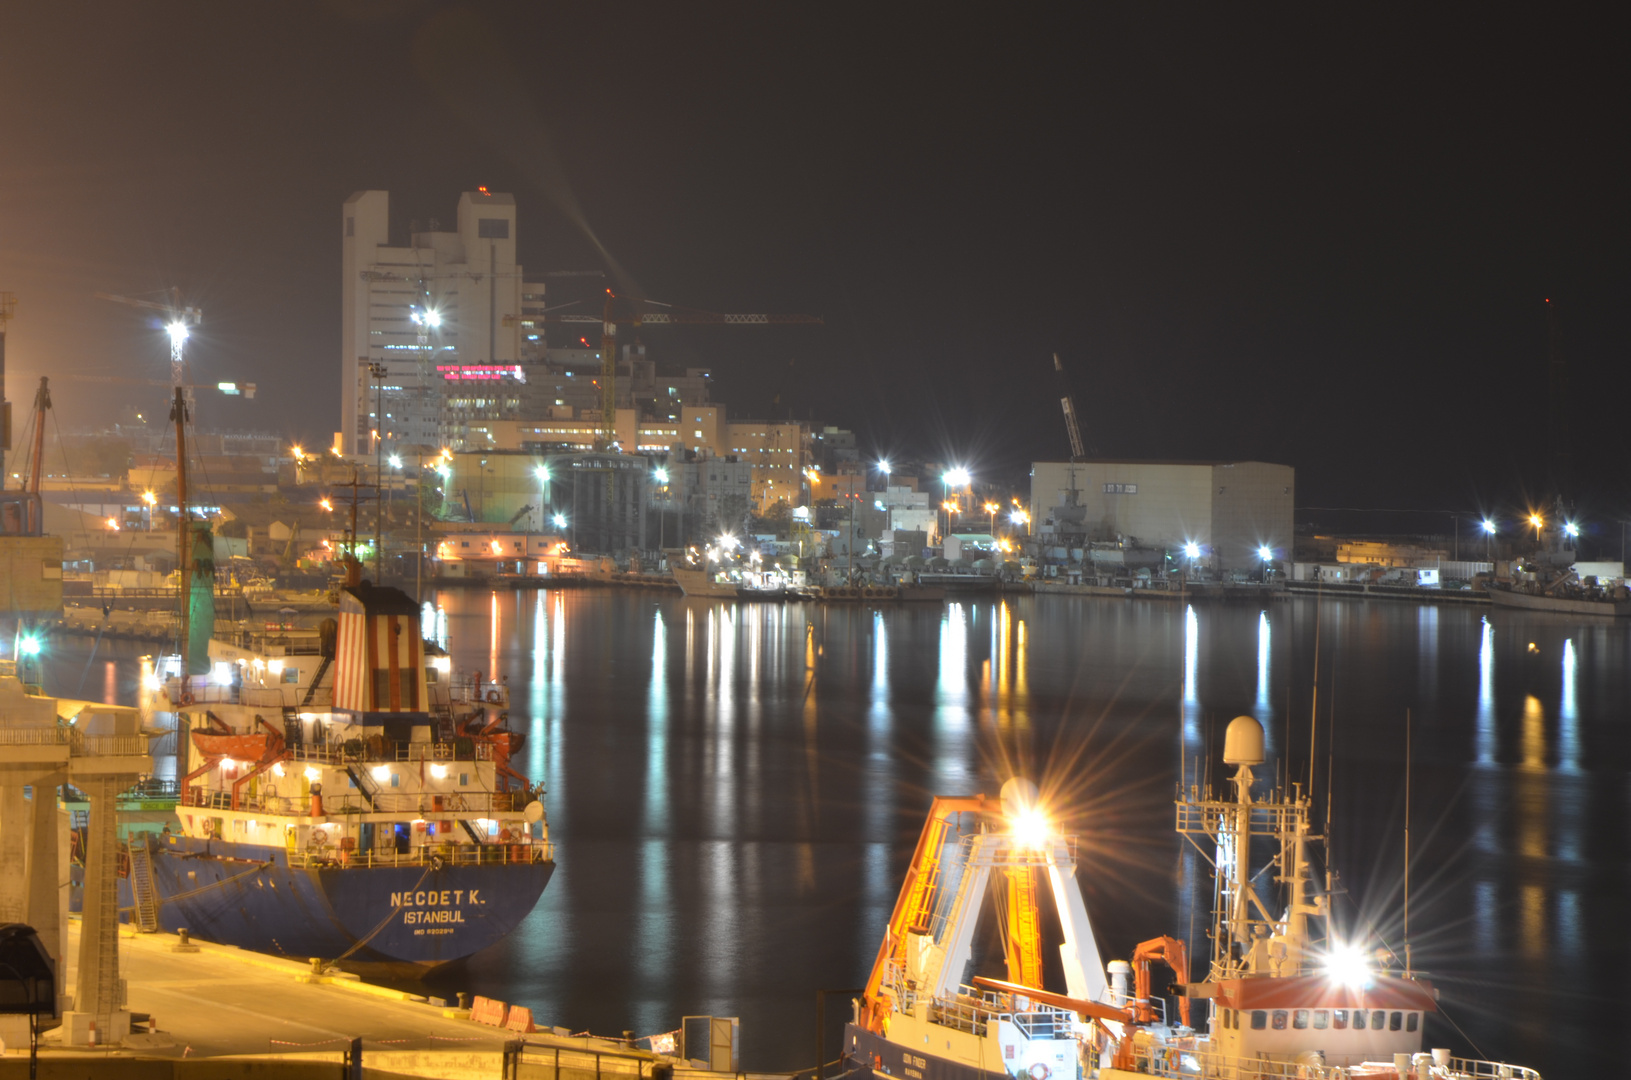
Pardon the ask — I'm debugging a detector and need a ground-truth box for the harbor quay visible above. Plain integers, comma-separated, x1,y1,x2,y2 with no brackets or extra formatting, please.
3,920,779,1080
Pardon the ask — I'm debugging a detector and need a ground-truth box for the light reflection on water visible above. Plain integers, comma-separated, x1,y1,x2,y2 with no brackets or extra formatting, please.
39,592,1625,1077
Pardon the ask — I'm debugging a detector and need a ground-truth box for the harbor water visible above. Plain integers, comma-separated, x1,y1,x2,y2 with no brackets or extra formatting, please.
44,591,1625,1076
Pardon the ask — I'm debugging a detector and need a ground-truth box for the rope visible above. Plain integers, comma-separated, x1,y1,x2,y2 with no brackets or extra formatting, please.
152,859,274,905
322,861,437,968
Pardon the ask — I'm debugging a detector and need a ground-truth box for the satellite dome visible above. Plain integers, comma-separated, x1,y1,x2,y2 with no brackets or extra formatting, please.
1000,777,1040,819
1223,716,1265,765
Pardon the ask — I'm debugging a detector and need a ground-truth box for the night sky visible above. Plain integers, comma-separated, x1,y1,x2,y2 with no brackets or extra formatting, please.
2,5,1625,522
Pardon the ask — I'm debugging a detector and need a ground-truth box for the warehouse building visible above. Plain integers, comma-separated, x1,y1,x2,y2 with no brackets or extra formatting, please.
1029,460,1294,573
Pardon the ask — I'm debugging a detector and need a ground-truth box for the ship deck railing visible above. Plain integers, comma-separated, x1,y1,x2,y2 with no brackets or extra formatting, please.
185,786,529,816
164,680,333,710
1110,1044,1541,1080
884,974,1079,1042
0,724,147,759
284,739,504,765
285,840,552,869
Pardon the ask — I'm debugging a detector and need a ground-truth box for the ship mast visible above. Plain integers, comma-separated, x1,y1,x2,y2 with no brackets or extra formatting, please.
1179,715,1328,983
171,386,190,695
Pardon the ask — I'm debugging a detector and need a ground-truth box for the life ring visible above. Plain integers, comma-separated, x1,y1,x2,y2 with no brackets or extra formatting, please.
498,828,513,843
486,690,503,704
180,691,195,706
1028,1064,1050,1080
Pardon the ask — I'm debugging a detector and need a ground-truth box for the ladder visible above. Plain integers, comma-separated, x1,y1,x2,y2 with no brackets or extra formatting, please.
127,836,160,932
344,763,380,810
1005,865,1043,989
301,655,333,706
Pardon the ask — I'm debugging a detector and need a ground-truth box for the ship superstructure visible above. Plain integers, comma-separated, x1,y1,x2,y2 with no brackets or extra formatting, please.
843,730,1542,1080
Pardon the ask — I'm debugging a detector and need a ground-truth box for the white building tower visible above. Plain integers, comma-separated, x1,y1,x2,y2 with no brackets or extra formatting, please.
340,190,542,454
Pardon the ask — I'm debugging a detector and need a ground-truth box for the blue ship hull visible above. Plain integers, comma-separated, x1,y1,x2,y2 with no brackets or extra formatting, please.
90,834,552,967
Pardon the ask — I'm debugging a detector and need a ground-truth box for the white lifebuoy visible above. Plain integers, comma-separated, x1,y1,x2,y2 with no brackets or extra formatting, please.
1028,1063,1050,1080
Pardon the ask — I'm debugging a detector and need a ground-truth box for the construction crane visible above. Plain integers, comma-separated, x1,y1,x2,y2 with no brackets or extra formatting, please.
1053,352,1086,461
94,288,203,398
508,291,823,450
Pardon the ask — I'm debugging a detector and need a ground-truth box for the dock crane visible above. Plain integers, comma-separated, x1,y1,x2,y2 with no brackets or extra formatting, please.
508,292,823,450
94,289,203,400
1053,352,1086,462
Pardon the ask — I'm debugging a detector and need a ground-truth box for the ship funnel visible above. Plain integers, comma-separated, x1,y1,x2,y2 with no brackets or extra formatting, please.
1223,715,1265,765
1000,776,1040,819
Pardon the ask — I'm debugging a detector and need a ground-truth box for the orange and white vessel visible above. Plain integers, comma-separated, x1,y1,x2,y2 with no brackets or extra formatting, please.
842,721,1542,1080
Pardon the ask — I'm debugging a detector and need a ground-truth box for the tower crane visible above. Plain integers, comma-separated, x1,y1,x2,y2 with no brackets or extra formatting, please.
1053,352,1086,462
94,288,202,399
508,292,823,450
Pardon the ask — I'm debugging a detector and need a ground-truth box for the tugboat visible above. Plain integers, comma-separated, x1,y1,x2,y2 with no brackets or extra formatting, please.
842,722,1542,1079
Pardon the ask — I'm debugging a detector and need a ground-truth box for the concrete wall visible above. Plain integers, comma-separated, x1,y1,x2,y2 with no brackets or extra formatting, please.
0,535,63,614
1030,460,1294,572
1030,461,1213,549
1208,461,1295,570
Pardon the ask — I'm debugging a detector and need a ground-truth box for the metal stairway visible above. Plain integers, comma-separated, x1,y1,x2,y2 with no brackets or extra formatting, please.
458,819,487,845
301,655,333,707
127,836,159,933
344,763,379,810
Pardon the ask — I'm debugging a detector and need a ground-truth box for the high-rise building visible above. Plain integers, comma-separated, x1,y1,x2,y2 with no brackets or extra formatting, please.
339,190,547,455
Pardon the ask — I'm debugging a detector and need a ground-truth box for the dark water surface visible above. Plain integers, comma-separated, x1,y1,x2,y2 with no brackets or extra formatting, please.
45,591,1625,1078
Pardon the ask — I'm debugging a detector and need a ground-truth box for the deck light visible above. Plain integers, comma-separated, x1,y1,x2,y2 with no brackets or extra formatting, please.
1323,942,1372,988
371,765,390,782
303,766,320,782
1481,519,1497,534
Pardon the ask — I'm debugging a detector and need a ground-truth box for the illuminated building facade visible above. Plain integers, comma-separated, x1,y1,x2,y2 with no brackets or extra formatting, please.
340,189,548,454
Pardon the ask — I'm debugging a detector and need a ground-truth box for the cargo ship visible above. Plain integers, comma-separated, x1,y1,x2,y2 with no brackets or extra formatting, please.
841,729,1541,1079
119,577,553,969
87,388,553,969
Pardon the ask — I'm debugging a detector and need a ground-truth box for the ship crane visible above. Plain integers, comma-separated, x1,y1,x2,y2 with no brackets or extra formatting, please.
507,292,822,450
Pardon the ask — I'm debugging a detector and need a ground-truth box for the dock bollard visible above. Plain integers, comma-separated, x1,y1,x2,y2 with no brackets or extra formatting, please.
172,927,200,953
458,992,471,1010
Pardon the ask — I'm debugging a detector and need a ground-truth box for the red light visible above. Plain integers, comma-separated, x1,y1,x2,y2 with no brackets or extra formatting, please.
478,186,489,194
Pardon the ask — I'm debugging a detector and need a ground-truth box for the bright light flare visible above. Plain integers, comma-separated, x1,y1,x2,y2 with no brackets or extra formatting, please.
1481,519,1496,534
1564,522,1580,537
389,454,402,469
142,490,158,506
319,497,333,512
20,636,41,657
943,467,971,487
1323,942,1372,988
1257,545,1273,560
1010,807,1051,849
304,766,320,782
552,513,567,529
166,321,190,346
652,467,668,484
1183,542,1201,559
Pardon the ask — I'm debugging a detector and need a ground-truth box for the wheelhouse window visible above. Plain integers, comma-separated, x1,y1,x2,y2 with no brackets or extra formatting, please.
1332,1010,1348,1030
1390,1011,1403,1031
1293,1010,1309,1030
1313,1010,1329,1030
1251,1011,1266,1030
1353,1009,1367,1030
1406,1013,1419,1033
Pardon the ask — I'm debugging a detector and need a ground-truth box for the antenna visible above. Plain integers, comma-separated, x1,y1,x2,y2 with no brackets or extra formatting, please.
1403,707,1412,977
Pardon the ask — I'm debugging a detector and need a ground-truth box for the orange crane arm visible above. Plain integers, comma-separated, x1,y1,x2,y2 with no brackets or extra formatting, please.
859,795,990,1032
1130,935,1191,1028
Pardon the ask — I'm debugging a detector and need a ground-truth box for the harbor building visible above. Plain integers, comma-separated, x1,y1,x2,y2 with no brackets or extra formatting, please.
1029,459,1294,572
340,189,549,455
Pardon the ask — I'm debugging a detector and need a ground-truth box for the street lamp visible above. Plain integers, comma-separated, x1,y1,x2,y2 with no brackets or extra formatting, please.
1529,513,1543,543
1482,518,1496,566
984,501,999,536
